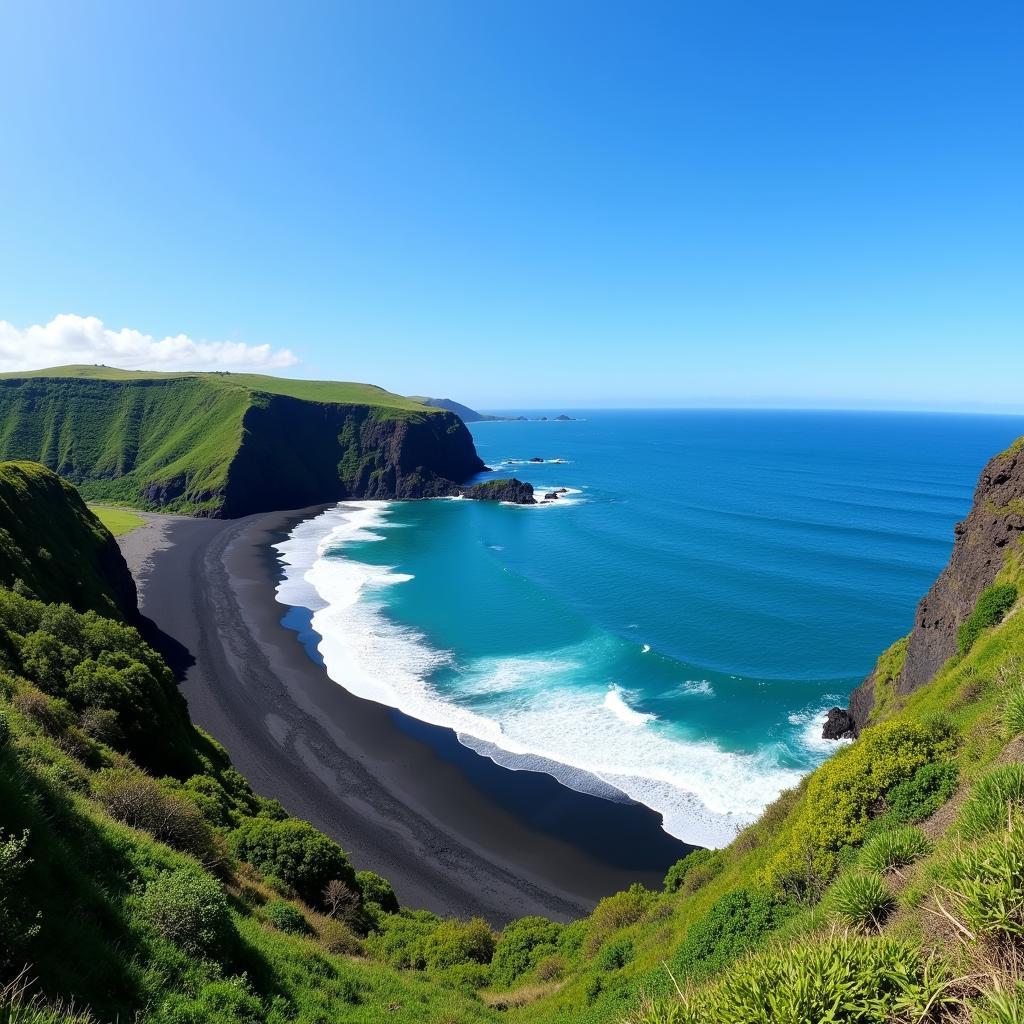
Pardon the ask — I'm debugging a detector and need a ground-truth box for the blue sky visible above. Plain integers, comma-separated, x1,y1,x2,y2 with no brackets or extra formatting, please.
0,1,1021,409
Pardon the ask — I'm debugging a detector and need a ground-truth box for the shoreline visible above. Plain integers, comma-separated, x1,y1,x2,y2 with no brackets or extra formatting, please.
124,506,688,924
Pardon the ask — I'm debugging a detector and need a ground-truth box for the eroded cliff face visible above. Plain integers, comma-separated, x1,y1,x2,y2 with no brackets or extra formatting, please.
848,440,1024,729
219,395,487,517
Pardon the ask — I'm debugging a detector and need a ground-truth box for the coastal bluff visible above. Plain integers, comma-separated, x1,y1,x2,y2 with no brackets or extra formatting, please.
0,366,518,517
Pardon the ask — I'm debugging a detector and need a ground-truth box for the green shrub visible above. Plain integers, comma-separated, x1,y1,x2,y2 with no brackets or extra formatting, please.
365,910,440,969
884,760,958,824
262,899,309,935
420,917,495,970
139,868,232,957
959,584,1018,654
229,817,355,905
1004,686,1024,737
587,883,657,953
0,711,9,747
145,976,264,1023
0,828,40,966
315,917,363,955
663,848,718,893
767,717,954,893
973,985,1024,1024
491,915,562,987
858,826,930,873
355,869,398,914
673,888,796,983
597,937,634,971
829,872,894,932
957,764,1024,840
649,937,950,1023
95,767,213,857
946,827,1024,942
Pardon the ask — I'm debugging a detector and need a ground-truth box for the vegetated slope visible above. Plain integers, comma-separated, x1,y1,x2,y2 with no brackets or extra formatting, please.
0,366,486,516
0,461,136,618
0,470,500,1023
848,436,1024,727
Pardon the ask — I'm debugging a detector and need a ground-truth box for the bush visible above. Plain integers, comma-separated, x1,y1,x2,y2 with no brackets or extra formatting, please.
973,986,1024,1024
139,868,232,957
322,878,361,925
0,828,40,966
644,937,949,1023
420,917,495,971
958,764,1024,840
858,827,931,874
0,711,9,747
316,917,363,955
230,817,355,906
829,872,893,932
262,899,309,935
1004,686,1024,738
587,884,656,953
365,910,440,969
884,761,958,824
959,584,1018,654
94,768,213,857
673,888,797,983
597,937,634,971
355,870,398,914
491,916,562,988
767,717,954,893
946,827,1024,943
663,849,719,893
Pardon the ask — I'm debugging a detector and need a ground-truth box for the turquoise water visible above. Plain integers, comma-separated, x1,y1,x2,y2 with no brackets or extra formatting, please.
275,411,1024,846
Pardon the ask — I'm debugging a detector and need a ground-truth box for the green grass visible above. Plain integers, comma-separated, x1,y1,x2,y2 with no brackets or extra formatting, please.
88,505,146,536
0,368,476,516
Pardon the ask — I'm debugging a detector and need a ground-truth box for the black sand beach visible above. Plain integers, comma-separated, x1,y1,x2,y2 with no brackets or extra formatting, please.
122,507,688,924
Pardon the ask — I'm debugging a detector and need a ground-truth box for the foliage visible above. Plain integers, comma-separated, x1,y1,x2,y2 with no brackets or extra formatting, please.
355,870,398,914
829,873,894,932
959,584,1019,654
972,986,1024,1024
420,917,495,971
262,899,309,935
858,827,931,873
663,849,720,894
491,916,562,988
1003,683,1024,737
229,817,355,906
641,937,950,1024
884,760,959,824
672,888,797,983
946,827,1024,942
766,717,954,893
957,764,1024,840
0,828,40,965
139,868,232,957
88,506,145,537
597,937,634,971
587,884,657,953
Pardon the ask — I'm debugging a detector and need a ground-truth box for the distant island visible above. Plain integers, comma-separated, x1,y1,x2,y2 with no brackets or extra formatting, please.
411,396,577,423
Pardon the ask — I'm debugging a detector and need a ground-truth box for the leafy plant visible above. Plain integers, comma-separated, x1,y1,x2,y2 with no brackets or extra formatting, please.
959,584,1018,654
663,849,719,893
957,764,1024,840
262,899,309,935
139,868,232,957
858,827,931,874
946,827,1024,942
491,916,562,988
884,761,958,824
829,873,894,932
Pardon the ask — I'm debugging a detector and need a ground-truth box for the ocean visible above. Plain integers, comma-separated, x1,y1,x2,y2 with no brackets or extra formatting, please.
274,410,1024,848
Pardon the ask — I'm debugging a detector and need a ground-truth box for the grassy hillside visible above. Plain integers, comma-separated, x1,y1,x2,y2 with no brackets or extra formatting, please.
0,367,484,516
0,461,136,618
89,505,147,537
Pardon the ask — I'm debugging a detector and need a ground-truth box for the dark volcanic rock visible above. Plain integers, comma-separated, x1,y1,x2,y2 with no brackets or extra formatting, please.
529,457,545,463
821,707,856,740
555,415,576,421
848,439,1024,730
544,491,559,500
461,478,536,505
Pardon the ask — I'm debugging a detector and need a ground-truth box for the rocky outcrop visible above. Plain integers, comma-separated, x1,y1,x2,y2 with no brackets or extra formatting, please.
221,396,486,516
841,439,1024,733
821,707,856,740
461,479,536,505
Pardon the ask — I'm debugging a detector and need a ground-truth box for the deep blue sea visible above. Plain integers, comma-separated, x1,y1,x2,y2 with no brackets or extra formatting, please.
275,411,1024,846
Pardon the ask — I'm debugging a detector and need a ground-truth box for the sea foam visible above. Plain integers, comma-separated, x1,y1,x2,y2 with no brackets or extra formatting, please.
274,503,806,848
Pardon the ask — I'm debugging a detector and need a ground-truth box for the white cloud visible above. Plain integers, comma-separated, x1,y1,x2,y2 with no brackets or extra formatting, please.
0,314,299,373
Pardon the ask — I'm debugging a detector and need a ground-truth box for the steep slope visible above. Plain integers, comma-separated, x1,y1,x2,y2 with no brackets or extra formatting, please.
848,436,1024,729
0,460,136,618
0,367,487,516
410,396,498,422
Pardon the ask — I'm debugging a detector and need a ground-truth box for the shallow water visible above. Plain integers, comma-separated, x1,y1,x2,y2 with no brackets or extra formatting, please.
274,410,1024,846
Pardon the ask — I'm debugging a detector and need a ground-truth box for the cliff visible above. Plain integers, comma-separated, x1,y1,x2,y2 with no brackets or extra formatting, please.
0,460,137,618
0,367,488,517
847,437,1024,730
